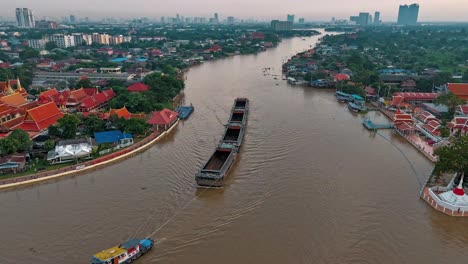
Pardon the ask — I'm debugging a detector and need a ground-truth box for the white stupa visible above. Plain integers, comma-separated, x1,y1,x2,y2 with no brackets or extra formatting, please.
439,174,468,206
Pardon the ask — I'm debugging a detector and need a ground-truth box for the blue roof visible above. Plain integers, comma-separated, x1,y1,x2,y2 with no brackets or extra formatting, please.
351,94,364,101
94,130,132,144
110,57,128,63
136,57,148,62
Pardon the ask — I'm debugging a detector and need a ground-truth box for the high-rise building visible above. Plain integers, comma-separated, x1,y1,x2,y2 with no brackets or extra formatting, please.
287,14,295,23
28,38,48,49
374,11,381,24
271,20,293,31
350,12,369,26
227,16,235,24
35,20,58,29
298,18,305,24
214,13,219,23
397,4,419,25
49,34,76,48
72,33,84,46
16,8,35,28
69,15,76,24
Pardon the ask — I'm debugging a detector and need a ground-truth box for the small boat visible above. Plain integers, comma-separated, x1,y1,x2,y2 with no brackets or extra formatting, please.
287,77,297,85
175,105,194,120
92,238,154,264
335,91,351,103
347,102,361,113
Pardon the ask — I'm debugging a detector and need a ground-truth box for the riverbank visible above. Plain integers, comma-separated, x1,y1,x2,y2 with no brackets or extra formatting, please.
0,120,179,190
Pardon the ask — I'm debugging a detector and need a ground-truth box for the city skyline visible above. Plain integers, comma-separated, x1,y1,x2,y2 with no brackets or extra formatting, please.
2,0,468,22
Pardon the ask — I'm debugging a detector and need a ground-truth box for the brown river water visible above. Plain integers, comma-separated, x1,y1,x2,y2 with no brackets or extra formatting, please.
1,30,468,264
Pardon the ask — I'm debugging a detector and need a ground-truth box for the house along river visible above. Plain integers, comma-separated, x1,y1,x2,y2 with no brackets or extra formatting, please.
0,30,467,263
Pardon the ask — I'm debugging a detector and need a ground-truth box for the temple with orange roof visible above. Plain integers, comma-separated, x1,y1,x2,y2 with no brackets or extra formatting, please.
82,106,145,120
0,78,28,97
15,102,64,137
38,88,116,112
392,109,415,133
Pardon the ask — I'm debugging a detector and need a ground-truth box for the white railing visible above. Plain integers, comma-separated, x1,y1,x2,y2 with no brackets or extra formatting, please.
428,187,468,212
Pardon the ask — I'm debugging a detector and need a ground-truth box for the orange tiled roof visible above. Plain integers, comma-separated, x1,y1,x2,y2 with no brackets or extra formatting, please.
20,102,64,132
447,83,468,100
0,92,27,107
40,88,59,98
70,88,88,103
109,106,132,119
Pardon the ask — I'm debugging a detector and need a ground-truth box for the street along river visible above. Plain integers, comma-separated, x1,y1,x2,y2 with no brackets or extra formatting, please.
1,30,467,263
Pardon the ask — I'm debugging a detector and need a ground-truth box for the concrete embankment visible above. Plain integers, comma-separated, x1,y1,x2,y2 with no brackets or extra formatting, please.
0,120,179,190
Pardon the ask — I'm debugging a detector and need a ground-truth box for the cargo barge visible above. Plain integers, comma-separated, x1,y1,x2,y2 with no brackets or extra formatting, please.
195,98,249,187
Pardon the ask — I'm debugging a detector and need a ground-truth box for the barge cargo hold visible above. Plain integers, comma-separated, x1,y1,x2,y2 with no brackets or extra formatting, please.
221,125,245,147
195,98,249,188
195,145,237,187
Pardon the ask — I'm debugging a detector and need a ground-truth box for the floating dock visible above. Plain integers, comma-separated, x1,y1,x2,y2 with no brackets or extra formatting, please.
362,118,394,130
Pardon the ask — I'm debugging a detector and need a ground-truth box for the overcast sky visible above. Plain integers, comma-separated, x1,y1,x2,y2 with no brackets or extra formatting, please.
2,0,468,22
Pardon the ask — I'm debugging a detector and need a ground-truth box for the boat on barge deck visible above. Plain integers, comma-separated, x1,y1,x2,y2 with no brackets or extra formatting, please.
195,98,249,188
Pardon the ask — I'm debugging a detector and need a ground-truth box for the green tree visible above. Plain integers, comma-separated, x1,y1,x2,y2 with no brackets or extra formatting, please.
75,78,93,88
56,114,81,139
435,92,466,118
44,139,55,151
0,138,18,155
9,129,32,152
45,42,57,51
110,117,150,136
83,115,105,135
19,48,40,60
434,136,468,175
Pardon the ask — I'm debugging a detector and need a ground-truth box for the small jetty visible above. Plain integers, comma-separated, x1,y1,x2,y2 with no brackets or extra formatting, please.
195,98,249,188
175,105,194,120
362,118,394,130
92,238,154,264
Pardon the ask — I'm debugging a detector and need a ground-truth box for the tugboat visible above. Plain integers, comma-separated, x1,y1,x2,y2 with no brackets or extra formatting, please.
195,98,249,187
91,238,154,264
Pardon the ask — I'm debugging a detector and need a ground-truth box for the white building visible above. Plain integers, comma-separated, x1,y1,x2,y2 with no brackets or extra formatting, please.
47,141,93,164
82,34,93,45
72,33,84,46
110,35,123,45
49,34,76,48
28,38,48,49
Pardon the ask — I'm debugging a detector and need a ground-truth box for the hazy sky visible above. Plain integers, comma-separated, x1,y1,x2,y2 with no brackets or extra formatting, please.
2,0,468,22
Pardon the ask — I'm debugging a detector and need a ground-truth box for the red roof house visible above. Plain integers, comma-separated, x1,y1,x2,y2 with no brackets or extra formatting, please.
447,83,468,100
393,92,439,102
78,89,116,112
18,102,64,132
416,111,438,123
250,32,265,40
393,109,413,125
456,105,468,116
448,116,468,136
422,120,441,137
148,108,178,130
127,82,149,92
334,73,350,82
365,87,377,96
390,95,406,108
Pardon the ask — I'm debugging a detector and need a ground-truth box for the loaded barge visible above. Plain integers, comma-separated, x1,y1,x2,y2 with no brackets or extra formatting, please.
195,98,249,187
